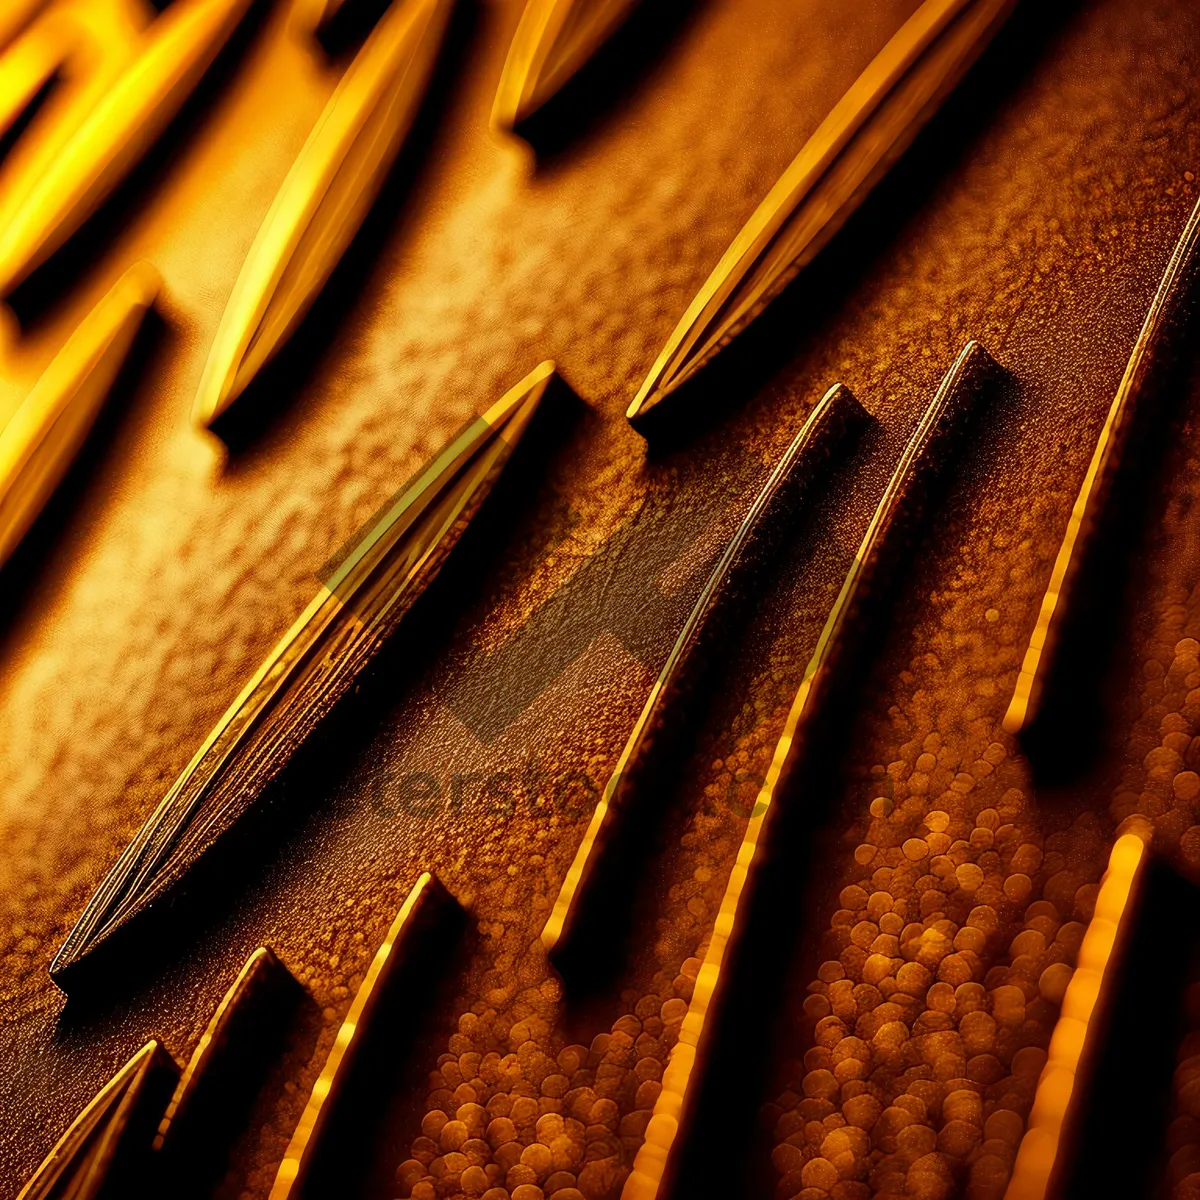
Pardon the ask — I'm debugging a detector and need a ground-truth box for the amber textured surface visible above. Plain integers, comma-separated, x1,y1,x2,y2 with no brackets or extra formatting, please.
1,0,1200,1197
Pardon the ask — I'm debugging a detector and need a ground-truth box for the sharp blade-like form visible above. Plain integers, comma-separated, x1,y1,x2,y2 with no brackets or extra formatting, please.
269,872,461,1200
0,2,148,229
627,0,1017,432
491,0,639,131
1003,194,1200,748
0,13,62,146
624,342,997,1200
542,382,868,974
153,947,302,1163
192,0,455,430
0,0,255,296
17,1040,178,1200
51,361,559,984
1003,828,1148,1200
0,262,158,570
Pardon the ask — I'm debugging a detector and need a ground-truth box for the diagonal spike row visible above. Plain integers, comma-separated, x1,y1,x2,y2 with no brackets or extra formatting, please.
269,872,462,1200
19,883,460,1198
153,946,303,1193
626,0,1017,433
0,0,256,296
542,382,869,980
192,0,456,431
50,361,562,986
17,1039,179,1200
622,341,999,1200
0,261,158,571
1003,194,1200,760
491,0,640,132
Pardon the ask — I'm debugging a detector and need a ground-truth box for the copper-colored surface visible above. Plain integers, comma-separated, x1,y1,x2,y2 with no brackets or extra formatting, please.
1,0,1200,1198
543,381,867,971
52,361,557,984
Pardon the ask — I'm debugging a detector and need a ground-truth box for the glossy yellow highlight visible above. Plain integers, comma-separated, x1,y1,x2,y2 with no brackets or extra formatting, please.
541,383,859,958
628,0,1015,427
193,0,455,429
623,344,985,1200
492,0,637,130
1002,830,1147,1200
0,0,148,237
0,262,157,571
0,0,254,295
17,1039,174,1200
269,873,433,1200
153,945,282,1151
51,362,554,980
1003,194,1200,737
0,12,62,145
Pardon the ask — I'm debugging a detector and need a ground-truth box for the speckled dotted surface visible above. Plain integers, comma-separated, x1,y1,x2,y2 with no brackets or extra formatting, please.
0,0,1200,1197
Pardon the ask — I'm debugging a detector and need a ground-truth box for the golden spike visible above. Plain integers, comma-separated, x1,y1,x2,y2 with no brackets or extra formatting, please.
0,1,148,232
1003,194,1200,746
0,261,158,570
0,11,63,147
269,873,461,1199
491,0,638,131
192,0,455,430
153,947,302,1157
50,362,560,985
622,342,996,1200
0,0,255,296
627,0,1017,432
17,1039,179,1200
1003,827,1150,1200
542,382,868,971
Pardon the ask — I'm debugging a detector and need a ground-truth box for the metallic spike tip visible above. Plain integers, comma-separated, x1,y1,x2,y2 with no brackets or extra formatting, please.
153,947,302,1165
269,873,462,1200
17,1040,178,1200
1003,193,1200,750
192,0,456,431
624,341,997,1200
492,0,640,131
542,381,869,972
0,262,159,571
627,0,1018,432
50,362,560,985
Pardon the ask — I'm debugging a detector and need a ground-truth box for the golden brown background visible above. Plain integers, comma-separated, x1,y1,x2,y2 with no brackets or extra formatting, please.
2,0,1200,1196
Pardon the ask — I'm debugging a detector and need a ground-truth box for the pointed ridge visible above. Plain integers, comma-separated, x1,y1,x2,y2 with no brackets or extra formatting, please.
268,873,463,1199
193,0,456,431
18,1039,178,1200
50,362,560,986
0,261,158,570
1003,193,1200,754
492,0,639,130
623,341,998,1200
542,382,869,977
153,947,302,1159
627,0,1017,433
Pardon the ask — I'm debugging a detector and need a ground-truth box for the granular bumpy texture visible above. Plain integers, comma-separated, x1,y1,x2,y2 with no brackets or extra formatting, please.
2,0,1200,1196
